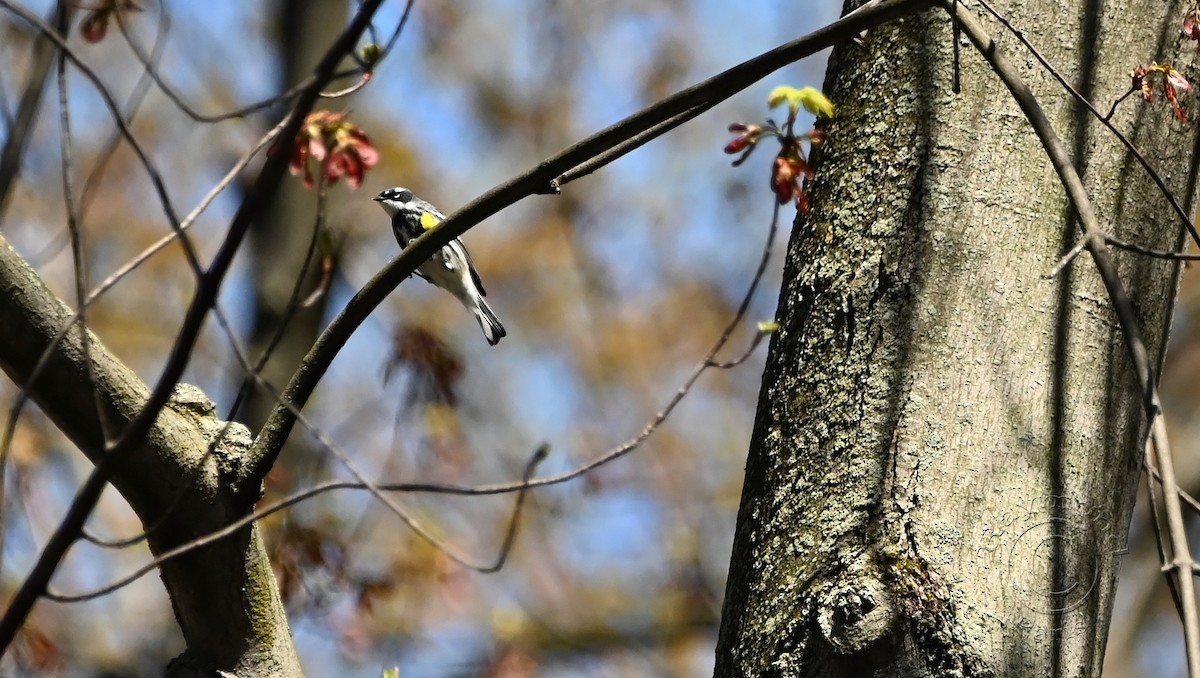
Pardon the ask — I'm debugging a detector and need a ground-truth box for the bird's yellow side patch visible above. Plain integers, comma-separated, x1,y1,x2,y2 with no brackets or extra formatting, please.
420,212,440,230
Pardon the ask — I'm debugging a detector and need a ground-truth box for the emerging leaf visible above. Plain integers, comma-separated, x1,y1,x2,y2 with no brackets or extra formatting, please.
78,1,142,43
767,86,834,119
795,87,835,118
767,85,801,112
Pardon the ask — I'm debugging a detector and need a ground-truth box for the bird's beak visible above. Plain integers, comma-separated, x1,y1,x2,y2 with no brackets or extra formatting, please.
372,196,383,202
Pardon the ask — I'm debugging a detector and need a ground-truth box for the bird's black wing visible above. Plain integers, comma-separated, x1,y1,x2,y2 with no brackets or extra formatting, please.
458,239,487,296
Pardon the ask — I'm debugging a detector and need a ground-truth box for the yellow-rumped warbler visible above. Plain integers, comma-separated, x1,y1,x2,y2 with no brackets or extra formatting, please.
373,187,506,346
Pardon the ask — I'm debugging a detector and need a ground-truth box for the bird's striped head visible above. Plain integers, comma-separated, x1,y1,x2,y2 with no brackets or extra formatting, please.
372,186,416,218
374,187,445,232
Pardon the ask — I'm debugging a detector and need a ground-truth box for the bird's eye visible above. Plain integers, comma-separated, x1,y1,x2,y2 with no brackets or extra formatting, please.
396,189,412,203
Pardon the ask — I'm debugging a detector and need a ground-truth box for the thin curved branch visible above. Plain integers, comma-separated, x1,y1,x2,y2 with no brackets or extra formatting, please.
108,0,415,121
111,7,312,123
1106,88,1137,122
246,0,933,491
27,0,171,267
972,0,1200,248
43,194,780,597
0,2,71,221
0,1,203,275
225,173,329,423
1105,234,1200,261
0,41,115,584
1145,460,1200,515
0,0,387,653
0,115,290,519
0,0,373,560
49,320,770,596
0,1,171,547
45,440,548,603
552,103,710,190
209,300,538,571
0,0,70,575
948,2,1200,673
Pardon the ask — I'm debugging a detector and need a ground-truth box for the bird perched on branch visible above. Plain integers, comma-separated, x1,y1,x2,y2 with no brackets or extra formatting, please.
373,187,506,346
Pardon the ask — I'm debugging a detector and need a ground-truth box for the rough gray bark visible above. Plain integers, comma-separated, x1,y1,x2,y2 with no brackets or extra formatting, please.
715,1,1199,676
0,234,302,676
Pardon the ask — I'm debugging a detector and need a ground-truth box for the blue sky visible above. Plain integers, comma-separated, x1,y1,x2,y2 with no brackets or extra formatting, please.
0,0,854,673
3,0,1189,676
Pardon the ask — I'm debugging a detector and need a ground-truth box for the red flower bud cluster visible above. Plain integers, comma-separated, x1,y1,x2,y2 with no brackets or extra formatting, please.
1185,9,1200,46
723,122,824,213
289,111,380,190
724,123,764,161
79,1,142,43
723,86,833,214
1131,62,1193,122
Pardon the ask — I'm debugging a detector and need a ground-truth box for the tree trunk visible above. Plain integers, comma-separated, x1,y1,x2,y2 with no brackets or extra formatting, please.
0,235,301,676
715,1,1199,675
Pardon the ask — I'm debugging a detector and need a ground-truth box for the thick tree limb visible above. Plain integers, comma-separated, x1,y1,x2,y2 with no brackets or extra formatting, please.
0,233,300,674
0,0,386,671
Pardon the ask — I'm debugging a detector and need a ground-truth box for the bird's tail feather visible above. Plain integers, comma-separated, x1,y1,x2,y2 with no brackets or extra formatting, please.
474,298,506,346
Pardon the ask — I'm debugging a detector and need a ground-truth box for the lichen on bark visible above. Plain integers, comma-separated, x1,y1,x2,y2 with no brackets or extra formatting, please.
715,0,1198,675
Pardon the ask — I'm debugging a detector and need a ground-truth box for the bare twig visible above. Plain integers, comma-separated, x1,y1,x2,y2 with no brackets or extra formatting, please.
1143,443,1185,617
56,33,114,471
552,103,710,191
226,173,328,424
0,0,69,575
318,77,371,98
61,278,541,586
1105,235,1200,261
112,6,321,123
108,0,416,121
0,0,397,566
973,0,1200,248
0,115,291,519
1144,459,1200,515
87,115,290,301
42,196,781,595
0,1,202,263
0,1,70,221
210,300,543,571
247,0,933,489
77,413,242,551
466,203,777,491
1105,88,1136,122
44,442,547,603
0,1,176,544
948,3,1200,673
27,0,171,267
1046,238,1089,278
0,37,111,585
0,0,388,653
